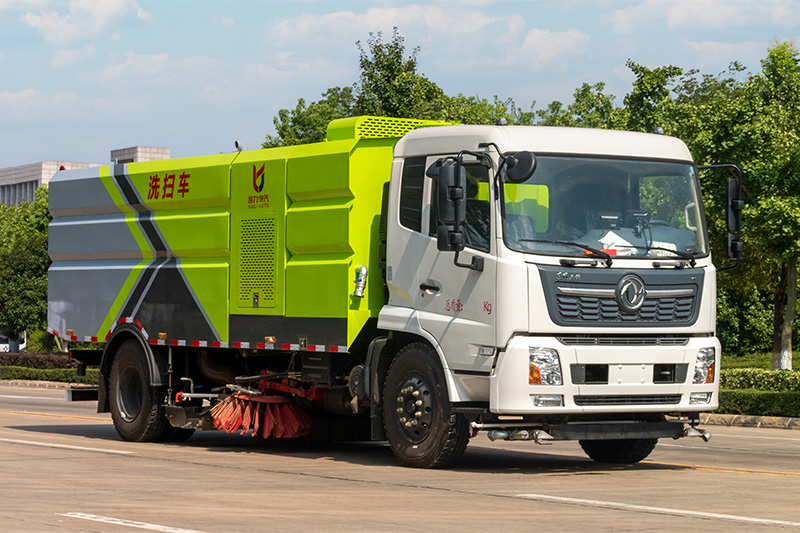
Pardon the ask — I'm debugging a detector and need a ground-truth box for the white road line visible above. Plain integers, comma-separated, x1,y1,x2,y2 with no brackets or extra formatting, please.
0,437,134,455
713,432,800,442
0,394,59,400
516,493,800,527
57,513,208,533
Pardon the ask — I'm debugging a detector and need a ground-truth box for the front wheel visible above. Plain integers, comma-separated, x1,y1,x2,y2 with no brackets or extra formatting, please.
109,340,170,442
579,438,658,464
383,343,469,468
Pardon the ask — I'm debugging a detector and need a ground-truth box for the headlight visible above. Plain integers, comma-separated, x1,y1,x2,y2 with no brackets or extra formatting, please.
693,347,715,384
529,347,563,386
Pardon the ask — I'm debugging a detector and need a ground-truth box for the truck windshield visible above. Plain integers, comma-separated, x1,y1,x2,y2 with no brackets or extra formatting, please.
501,155,708,260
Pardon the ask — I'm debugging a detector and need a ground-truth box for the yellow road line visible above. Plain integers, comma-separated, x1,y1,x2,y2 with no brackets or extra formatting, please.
0,409,110,422
647,460,800,478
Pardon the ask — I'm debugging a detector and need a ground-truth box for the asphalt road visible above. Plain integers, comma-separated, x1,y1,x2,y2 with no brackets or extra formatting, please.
1,384,799,532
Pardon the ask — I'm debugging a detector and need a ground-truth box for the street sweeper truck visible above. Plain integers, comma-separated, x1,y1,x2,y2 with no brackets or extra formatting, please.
48,115,743,468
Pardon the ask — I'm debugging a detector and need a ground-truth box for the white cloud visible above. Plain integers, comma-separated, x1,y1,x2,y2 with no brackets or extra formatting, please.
221,16,234,28
20,0,151,45
270,5,515,50
685,40,765,67
51,45,96,67
601,0,800,33
0,0,48,11
518,28,591,70
0,88,78,120
81,51,221,90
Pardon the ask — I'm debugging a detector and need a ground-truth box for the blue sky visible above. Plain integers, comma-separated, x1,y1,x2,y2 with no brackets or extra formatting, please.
1,0,799,167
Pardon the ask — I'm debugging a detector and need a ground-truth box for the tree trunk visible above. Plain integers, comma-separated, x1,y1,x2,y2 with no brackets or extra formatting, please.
773,263,788,369
779,259,797,371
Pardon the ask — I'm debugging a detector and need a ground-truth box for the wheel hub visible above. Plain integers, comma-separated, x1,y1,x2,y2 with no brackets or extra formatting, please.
394,373,434,443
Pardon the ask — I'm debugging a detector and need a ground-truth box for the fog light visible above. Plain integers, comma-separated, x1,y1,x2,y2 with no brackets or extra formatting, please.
531,394,564,407
693,348,715,384
529,347,563,385
690,392,712,404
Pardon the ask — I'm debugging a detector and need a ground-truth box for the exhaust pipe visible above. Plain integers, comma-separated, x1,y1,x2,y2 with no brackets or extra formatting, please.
684,427,711,442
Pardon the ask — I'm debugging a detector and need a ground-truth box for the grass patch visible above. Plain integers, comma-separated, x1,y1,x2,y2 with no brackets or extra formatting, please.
722,352,800,371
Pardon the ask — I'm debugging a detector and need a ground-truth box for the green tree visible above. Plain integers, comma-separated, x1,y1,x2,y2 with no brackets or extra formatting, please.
623,60,683,133
747,41,800,369
0,187,52,339
531,82,624,129
263,87,355,148
354,28,445,119
664,42,800,368
264,28,516,148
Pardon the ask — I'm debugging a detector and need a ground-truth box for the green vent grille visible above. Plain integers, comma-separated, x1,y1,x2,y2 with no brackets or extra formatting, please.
326,116,449,142
355,117,433,138
239,216,276,307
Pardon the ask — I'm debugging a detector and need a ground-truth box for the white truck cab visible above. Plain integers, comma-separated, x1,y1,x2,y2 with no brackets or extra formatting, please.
379,124,739,464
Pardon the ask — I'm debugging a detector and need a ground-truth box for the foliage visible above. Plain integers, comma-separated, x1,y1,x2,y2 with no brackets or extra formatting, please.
0,187,52,338
722,351,800,371
264,28,517,147
720,368,800,391
0,351,76,369
0,365,98,384
354,28,445,119
528,82,625,129
717,389,800,417
716,289,773,356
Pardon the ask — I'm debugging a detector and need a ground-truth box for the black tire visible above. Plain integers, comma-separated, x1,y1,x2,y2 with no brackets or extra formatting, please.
579,438,658,464
109,340,170,442
383,343,469,468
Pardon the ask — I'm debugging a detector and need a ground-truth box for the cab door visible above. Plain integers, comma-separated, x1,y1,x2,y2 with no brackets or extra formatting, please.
414,158,497,374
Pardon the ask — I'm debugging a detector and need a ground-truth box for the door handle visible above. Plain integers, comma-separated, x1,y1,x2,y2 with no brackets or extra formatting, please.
420,282,440,293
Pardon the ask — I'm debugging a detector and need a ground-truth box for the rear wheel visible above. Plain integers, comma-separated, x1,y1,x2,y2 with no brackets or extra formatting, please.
579,438,658,464
109,340,170,442
383,343,469,468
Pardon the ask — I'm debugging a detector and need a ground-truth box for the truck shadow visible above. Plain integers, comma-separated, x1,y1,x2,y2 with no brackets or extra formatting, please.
6,423,689,475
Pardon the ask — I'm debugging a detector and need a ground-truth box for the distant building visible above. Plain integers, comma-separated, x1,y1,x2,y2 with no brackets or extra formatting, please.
0,146,170,206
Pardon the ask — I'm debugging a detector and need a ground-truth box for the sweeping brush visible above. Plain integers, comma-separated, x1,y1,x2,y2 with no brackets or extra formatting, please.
209,392,312,439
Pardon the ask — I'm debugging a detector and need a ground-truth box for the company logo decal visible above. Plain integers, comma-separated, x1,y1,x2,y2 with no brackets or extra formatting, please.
616,274,646,313
252,164,265,193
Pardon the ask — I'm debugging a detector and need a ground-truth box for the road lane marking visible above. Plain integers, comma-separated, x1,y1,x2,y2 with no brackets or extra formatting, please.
0,409,109,422
0,437,133,455
712,432,800,442
57,513,207,532
515,493,800,527
0,394,60,400
647,460,800,478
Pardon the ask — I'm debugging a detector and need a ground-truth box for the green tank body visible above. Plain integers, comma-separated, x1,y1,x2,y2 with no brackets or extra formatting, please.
47,116,445,351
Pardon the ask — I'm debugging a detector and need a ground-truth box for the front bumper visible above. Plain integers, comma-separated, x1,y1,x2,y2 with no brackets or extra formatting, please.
490,335,720,414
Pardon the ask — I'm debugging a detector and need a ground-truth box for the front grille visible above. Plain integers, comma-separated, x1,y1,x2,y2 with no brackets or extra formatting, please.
574,394,682,406
558,336,689,346
557,291,696,324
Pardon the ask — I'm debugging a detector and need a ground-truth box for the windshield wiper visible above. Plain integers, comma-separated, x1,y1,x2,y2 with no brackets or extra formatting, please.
519,239,613,267
615,245,697,267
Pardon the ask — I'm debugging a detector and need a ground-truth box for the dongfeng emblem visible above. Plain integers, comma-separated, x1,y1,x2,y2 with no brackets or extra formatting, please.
616,274,646,313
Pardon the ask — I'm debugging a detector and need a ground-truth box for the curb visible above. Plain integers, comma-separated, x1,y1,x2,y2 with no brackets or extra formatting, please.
2,380,799,430
0,380,82,389
701,412,800,430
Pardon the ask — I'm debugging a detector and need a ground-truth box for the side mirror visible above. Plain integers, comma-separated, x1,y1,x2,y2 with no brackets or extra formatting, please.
727,235,744,260
726,178,743,233
506,151,536,183
437,164,466,226
437,225,464,252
